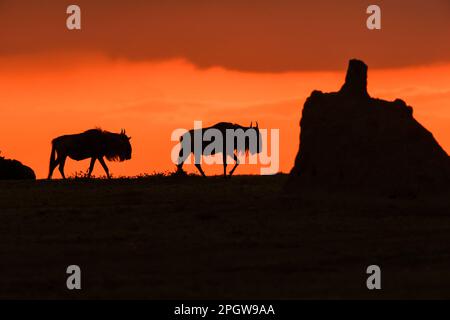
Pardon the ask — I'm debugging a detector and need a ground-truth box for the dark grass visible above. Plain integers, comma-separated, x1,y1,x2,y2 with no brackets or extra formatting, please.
0,174,450,299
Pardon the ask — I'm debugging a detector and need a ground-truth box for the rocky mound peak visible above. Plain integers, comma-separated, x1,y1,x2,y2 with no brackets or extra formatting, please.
340,59,369,98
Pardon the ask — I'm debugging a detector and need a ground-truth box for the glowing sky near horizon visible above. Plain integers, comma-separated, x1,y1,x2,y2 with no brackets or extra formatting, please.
1,55,449,178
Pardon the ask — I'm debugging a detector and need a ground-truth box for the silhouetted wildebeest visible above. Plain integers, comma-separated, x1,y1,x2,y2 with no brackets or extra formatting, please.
48,129,132,179
0,155,36,180
176,122,262,177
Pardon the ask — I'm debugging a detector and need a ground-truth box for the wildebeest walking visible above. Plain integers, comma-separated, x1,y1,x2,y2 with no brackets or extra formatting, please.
48,129,132,179
176,122,262,177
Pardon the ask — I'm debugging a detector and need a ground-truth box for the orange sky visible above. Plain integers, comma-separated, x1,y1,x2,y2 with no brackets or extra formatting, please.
0,1,449,178
1,55,449,178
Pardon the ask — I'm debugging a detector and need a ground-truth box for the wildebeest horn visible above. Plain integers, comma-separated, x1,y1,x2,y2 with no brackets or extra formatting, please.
250,122,253,128
256,121,259,128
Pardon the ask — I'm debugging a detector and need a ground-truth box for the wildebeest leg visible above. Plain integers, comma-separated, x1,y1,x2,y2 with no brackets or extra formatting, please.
58,156,67,179
229,153,240,177
98,157,111,179
87,157,96,178
48,162,58,180
48,157,59,180
176,149,186,174
195,164,207,177
223,153,227,177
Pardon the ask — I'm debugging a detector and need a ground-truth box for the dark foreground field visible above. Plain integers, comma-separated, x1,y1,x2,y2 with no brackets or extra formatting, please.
1,174,450,299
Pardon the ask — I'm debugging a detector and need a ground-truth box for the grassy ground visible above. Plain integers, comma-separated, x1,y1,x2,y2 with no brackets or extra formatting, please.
1,174,450,299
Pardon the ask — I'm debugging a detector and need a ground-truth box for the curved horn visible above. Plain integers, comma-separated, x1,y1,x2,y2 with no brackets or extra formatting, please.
250,121,253,128
256,121,259,128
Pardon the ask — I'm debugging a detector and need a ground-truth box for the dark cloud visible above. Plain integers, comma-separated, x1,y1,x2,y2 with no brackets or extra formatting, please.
1,0,449,71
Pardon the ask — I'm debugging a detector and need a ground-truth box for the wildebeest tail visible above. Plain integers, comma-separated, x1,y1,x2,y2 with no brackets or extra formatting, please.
49,141,57,174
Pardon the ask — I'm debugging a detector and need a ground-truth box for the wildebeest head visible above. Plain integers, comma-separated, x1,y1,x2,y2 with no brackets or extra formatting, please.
105,129,132,162
119,129,132,161
246,121,262,155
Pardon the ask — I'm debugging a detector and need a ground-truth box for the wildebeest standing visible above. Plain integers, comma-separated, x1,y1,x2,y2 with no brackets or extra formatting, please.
48,129,132,179
176,122,262,177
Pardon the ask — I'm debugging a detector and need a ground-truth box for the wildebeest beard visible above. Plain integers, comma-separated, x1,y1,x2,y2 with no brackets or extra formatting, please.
102,131,132,162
